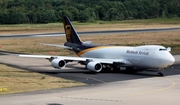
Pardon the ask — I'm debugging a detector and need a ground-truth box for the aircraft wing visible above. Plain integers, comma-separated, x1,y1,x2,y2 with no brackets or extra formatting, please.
19,54,132,65
19,55,87,61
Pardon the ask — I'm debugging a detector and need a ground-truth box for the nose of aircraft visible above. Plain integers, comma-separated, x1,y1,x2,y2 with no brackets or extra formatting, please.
170,55,175,64
166,54,175,66
159,52,175,68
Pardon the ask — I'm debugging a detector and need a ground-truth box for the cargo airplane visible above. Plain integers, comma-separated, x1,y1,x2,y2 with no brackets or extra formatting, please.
19,16,175,76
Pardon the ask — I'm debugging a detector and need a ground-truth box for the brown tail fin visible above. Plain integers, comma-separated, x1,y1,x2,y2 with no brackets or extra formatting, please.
62,16,82,44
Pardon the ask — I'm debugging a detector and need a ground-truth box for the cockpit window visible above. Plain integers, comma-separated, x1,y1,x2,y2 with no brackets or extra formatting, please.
159,47,171,51
159,48,166,51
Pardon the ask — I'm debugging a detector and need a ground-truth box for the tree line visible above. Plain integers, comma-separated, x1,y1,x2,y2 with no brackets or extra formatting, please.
0,0,180,24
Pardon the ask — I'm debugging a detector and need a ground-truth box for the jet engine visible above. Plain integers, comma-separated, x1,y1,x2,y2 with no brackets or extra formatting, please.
51,59,66,69
86,62,102,72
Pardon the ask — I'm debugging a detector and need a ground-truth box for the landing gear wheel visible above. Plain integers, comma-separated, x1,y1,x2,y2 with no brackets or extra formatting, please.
157,69,164,76
157,72,163,76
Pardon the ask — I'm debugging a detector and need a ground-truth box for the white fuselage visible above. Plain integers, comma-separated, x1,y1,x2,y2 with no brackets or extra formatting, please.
80,45,175,69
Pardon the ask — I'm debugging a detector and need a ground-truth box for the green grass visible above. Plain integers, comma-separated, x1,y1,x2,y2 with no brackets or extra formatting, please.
0,23,63,28
79,17,180,24
105,17,180,24
0,17,180,29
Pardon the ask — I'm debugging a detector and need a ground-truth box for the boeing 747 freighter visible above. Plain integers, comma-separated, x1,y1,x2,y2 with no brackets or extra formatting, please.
19,16,175,76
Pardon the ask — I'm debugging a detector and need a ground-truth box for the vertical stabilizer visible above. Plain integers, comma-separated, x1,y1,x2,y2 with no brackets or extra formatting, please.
62,16,82,44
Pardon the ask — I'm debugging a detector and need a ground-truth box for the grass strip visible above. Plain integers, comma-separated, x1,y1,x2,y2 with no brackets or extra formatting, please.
0,64,85,95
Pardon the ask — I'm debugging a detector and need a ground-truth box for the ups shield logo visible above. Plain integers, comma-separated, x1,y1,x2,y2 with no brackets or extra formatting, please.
65,25,71,39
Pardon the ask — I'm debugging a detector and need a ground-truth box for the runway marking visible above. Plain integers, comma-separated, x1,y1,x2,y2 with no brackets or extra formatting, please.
129,77,176,96
59,96,122,103
60,73,106,83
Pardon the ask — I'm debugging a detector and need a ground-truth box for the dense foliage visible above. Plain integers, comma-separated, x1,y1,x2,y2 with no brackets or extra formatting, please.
0,0,180,24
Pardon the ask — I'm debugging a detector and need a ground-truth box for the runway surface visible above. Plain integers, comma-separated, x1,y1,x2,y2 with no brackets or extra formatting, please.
0,27,180,38
0,55,180,105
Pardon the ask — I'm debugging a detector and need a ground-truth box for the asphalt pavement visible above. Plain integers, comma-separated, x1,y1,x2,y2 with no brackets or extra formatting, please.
0,27,180,38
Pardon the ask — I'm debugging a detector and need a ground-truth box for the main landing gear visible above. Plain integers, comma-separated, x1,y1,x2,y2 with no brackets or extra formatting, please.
157,69,164,76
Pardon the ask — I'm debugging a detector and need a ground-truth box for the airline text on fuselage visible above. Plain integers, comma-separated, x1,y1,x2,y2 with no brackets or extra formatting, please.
126,50,149,55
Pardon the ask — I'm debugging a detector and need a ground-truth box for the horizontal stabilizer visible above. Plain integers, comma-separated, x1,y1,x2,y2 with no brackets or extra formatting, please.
83,41,92,44
40,43,72,49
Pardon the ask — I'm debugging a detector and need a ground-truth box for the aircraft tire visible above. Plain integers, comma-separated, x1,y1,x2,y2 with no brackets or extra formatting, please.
157,72,164,76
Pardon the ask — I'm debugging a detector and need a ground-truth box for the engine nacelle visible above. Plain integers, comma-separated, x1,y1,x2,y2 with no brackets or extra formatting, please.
51,59,66,69
86,62,102,72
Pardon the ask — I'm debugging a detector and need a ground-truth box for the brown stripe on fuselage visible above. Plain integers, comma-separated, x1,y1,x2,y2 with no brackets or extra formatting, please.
77,46,120,56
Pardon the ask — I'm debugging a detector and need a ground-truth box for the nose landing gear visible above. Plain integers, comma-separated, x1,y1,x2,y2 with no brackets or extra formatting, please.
157,69,164,76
